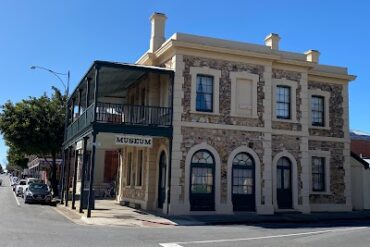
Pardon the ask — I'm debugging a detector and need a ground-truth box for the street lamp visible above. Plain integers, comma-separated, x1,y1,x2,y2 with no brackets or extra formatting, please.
30,65,70,96
30,65,71,202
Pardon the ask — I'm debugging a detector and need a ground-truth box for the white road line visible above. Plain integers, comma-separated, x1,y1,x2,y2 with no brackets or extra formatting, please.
159,227,368,246
12,191,21,206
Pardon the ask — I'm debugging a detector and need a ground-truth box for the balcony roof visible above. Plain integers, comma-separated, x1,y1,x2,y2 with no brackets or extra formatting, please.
69,60,174,102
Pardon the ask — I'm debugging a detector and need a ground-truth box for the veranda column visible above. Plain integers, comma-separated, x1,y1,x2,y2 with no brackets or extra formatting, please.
87,64,99,218
71,149,79,210
65,147,72,207
87,133,97,218
79,136,89,213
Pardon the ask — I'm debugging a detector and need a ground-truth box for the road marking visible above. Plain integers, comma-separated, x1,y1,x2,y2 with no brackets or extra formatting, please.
12,190,21,206
159,227,368,246
159,244,183,247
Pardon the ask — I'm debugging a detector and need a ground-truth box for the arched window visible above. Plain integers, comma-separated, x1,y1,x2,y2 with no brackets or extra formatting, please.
190,150,215,211
232,152,255,211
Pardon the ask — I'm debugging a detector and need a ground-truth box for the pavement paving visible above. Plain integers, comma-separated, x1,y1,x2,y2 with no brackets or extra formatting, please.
2,173,370,247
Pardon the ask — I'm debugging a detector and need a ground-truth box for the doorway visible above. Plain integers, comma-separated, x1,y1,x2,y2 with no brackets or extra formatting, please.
157,151,167,208
276,157,293,209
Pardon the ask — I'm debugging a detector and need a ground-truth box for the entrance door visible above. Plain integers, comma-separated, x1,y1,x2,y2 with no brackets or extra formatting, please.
190,150,215,211
276,157,293,209
157,151,167,208
232,153,255,211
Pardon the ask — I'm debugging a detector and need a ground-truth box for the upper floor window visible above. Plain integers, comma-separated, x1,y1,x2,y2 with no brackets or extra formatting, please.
312,157,325,192
276,86,291,119
196,75,213,112
311,96,325,126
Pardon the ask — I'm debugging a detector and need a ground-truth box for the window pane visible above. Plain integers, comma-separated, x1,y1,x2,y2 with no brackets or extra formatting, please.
311,96,324,126
312,157,325,191
276,86,291,119
196,75,213,112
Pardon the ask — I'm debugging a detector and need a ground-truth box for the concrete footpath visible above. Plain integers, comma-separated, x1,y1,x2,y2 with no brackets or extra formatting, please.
54,199,370,228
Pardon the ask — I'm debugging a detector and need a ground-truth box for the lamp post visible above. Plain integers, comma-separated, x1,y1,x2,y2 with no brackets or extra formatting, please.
30,65,70,202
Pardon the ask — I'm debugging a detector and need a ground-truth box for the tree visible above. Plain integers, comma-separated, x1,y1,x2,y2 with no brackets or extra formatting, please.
6,144,29,172
0,87,66,195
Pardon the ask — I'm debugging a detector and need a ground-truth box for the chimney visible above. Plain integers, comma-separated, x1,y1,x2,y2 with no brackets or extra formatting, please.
304,50,320,63
264,33,280,50
149,12,167,53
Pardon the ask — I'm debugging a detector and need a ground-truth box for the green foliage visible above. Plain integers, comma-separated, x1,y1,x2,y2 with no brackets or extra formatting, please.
0,87,66,157
0,87,67,195
6,144,28,169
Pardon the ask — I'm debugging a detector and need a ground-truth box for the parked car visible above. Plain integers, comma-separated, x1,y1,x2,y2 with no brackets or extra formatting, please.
11,177,19,192
15,180,27,197
24,183,52,204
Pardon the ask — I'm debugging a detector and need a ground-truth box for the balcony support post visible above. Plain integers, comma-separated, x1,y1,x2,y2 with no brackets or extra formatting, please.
79,136,89,213
78,88,82,116
93,65,100,122
60,148,67,204
64,146,73,207
87,132,97,218
71,149,79,210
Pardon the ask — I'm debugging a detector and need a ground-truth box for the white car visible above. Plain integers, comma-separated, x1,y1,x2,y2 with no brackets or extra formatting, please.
15,180,27,197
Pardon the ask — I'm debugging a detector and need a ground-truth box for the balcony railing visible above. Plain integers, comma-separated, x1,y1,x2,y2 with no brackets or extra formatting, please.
65,102,172,141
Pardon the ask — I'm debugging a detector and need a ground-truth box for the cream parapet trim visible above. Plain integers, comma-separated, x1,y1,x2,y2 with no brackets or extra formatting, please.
229,71,259,118
309,150,331,195
272,78,298,123
308,89,331,130
227,146,262,213
137,32,355,82
189,67,221,114
272,151,300,212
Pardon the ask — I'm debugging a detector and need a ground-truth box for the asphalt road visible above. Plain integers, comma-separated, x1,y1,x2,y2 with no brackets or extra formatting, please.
1,173,370,247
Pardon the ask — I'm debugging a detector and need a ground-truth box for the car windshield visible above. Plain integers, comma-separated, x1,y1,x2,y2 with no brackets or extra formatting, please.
29,183,48,191
19,181,26,185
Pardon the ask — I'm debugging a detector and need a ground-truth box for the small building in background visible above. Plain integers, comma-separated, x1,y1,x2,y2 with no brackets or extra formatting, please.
27,156,62,185
350,130,370,210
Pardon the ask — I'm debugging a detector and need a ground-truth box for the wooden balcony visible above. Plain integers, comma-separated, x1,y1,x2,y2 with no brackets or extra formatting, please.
65,102,172,142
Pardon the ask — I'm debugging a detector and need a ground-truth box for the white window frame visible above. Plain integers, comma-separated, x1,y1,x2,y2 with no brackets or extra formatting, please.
190,67,221,115
135,149,145,188
309,150,331,195
272,79,298,122
308,89,330,130
230,71,259,118
126,151,133,187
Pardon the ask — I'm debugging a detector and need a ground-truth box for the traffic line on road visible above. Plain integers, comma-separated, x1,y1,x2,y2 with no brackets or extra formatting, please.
159,226,368,246
12,190,20,206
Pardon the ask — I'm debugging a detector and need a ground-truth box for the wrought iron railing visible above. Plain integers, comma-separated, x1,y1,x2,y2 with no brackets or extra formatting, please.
65,102,172,141
96,102,172,126
66,104,95,141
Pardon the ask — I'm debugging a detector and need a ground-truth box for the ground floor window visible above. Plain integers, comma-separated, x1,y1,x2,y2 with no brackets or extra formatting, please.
312,157,325,192
232,152,255,211
126,152,132,186
190,150,215,211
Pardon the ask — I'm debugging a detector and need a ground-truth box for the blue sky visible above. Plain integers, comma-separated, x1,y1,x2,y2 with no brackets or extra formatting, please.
0,0,369,168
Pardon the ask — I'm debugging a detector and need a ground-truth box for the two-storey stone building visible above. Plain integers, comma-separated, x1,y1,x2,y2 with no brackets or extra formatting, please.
61,13,355,217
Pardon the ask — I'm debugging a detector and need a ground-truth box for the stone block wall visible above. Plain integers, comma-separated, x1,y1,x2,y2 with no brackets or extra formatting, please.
179,127,264,204
308,80,344,138
182,55,265,127
308,140,346,204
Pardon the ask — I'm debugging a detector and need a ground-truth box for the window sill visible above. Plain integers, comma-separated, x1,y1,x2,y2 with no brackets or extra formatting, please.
310,191,331,195
190,111,220,116
134,186,143,189
310,125,331,131
273,117,299,124
230,113,258,119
